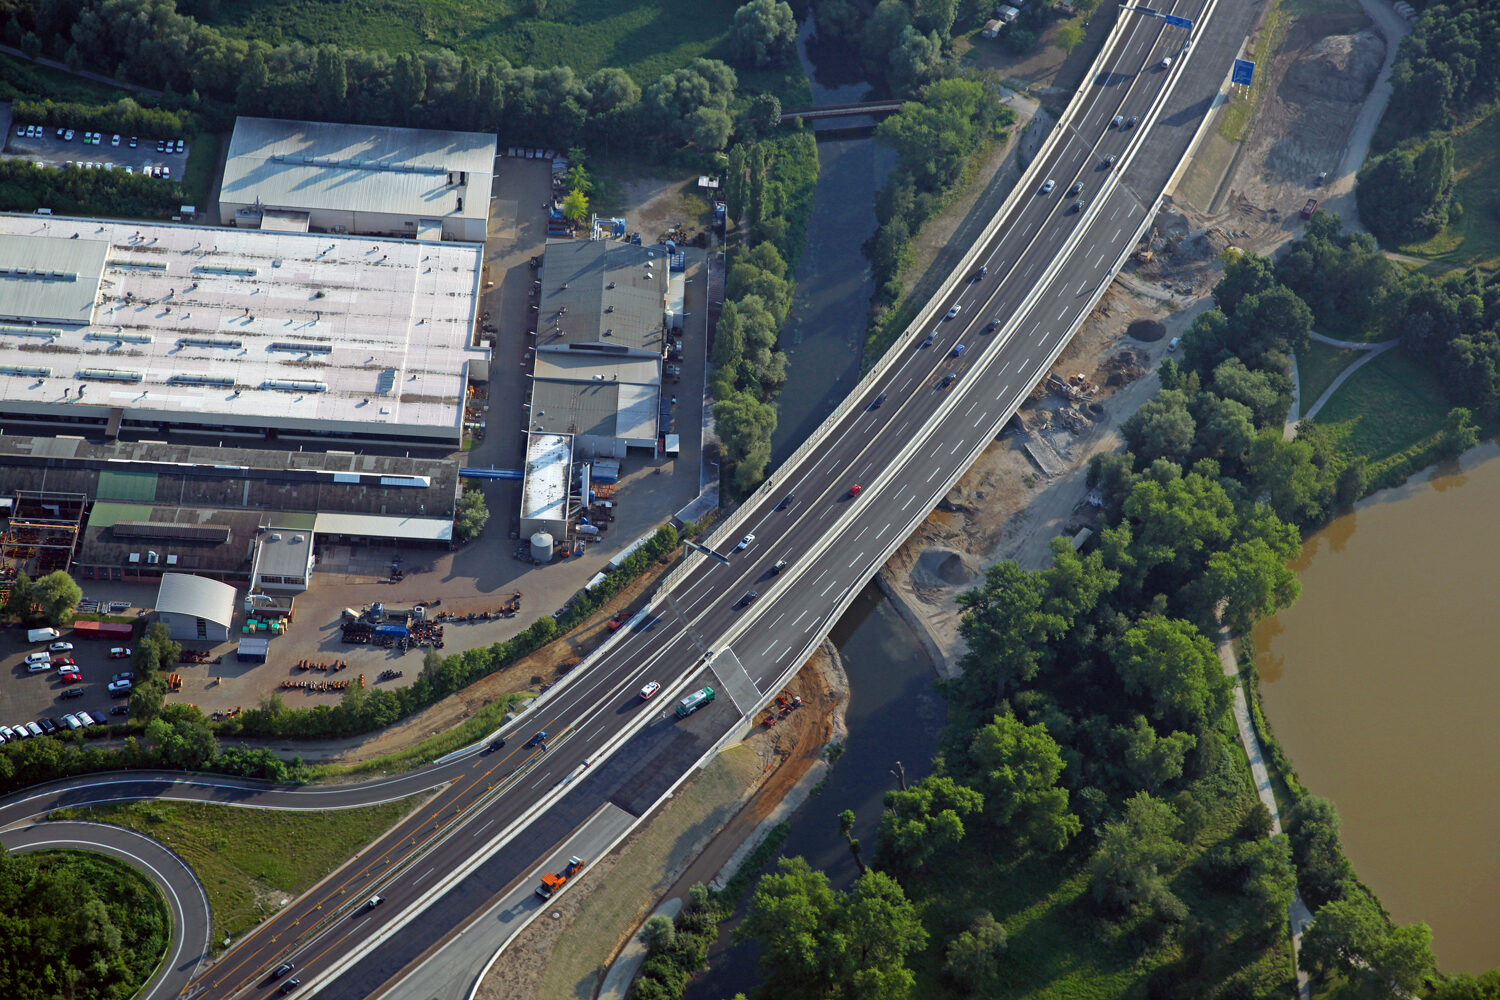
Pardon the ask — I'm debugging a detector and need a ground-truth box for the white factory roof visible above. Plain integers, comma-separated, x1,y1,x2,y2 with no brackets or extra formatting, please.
520,433,572,523
313,511,453,542
222,117,495,225
0,235,109,326
0,214,485,437
533,351,660,385
156,572,237,628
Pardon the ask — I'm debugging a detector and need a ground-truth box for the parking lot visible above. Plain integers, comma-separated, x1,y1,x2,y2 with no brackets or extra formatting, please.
5,121,189,178
1,628,130,743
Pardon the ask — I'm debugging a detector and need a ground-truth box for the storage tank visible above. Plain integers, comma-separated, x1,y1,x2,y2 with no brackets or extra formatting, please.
530,532,555,562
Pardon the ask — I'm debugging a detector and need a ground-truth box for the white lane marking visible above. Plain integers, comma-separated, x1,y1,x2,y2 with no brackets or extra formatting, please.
847,552,863,568
1078,282,1089,294
1113,227,1122,240
769,612,785,628
792,610,808,628
973,414,986,428
1000,362,1010,373
902,495,915,510
1058,307,1068,320
764,642,780,658
1095,252,1107,267
821,577,839,596
473,819,494,838
853,525,869,541
877,522,893,539
418,867,436,883
927,467,941,483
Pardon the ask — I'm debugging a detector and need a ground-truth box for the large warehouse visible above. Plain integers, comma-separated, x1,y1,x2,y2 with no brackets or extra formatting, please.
219,117,496,242
0,213,488,447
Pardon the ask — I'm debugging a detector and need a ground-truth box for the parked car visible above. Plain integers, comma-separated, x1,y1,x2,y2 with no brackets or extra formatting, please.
51,657,76,668
108,679,133,696
59,672,83,685
109,648,131,659
129,136,138,148
60,688,85,700
111,671,134,682
49,641,74,652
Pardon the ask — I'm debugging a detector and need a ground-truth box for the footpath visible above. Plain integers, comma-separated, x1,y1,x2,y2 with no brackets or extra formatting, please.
1216,625,1313,1000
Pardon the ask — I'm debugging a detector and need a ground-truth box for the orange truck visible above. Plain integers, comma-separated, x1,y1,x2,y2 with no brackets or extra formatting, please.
535,856,585,899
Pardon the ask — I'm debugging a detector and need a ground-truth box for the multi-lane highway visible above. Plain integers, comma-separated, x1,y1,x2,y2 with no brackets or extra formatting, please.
0,2,1262,996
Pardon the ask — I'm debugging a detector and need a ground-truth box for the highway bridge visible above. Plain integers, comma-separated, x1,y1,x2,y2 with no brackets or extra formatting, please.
0,0,1257,995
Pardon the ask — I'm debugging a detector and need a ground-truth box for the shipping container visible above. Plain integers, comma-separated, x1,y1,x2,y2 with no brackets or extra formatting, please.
73,620,135,640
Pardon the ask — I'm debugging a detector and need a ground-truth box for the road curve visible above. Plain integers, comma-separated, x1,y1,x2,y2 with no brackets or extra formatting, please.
3,820,213,1000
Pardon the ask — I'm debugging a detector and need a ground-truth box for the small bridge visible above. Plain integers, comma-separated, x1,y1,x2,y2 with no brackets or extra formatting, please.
778,100,906,123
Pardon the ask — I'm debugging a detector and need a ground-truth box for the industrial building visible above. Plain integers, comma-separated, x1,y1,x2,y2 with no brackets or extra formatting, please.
518,432,573,544
0,214,488,448
220,117,496,242
529,352,663,455
0,435,459,585
154,572,236,642
535,239,670,357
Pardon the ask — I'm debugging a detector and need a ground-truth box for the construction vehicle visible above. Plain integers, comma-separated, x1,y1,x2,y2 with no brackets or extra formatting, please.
1133,226,1156,264
535,856,585,898
1300,198,1319,220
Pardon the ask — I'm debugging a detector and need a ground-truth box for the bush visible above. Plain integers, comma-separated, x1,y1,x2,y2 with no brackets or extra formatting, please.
0,159,186,218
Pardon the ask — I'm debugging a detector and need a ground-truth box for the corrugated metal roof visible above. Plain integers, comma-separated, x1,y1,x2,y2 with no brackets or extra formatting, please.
0,234,108,325
532,351,660,386
313,512,453,541
222,117,495,223
155,572,237,627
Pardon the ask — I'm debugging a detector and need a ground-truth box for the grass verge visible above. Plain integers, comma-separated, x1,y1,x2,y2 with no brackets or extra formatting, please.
306,690,532,781
50,796,425,948
181,131,222,212
1295,340,1363,416
1217,0,1283,143
1311,349,1449,464
1398,106,1500,271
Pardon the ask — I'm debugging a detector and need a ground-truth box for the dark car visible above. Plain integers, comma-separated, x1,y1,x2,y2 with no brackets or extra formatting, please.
489,737,507,752
1102,154,1117,169
736,590,759,609
1069,180,1084,196
272,963,294,980
110,704,130,716
775,494,796,511
524,731,548,749
984,319,998,334
918,334,934,349
280,979,301,995
770,559,788,576
869,393,887,410
937,374,956,389
971,264,988,282
59,688,85,700
37,718,58,735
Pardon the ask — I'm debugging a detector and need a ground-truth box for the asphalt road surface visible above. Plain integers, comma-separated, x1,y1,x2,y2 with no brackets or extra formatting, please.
0,1,1262,996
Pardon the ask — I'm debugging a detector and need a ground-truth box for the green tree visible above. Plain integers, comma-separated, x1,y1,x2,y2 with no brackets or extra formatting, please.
1117,715,1196,791
724,144,748,226
639,913,676,952
1213,249,1277,315
874,774,983,871
1439,406,1480,457
30,570,83,625
1056,23,1086,54
838,809,867,874
237,45,270,113
1284,795,1354,908
1300,893,1435,997
2,569,31,618
715,391,778,491
1090,792,1185,914
739,857,928,1000
313,44,347,113
454,489,489,543
145,713,218,769
1206,531,1302,635
1113,617,1230,733
942,912,1007,991
561,188,589,222
729,0,797,69
966,714,1080,851
1121,388,1196,464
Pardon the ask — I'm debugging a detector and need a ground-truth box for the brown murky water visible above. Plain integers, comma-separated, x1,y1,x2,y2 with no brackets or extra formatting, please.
1255,443,1500,972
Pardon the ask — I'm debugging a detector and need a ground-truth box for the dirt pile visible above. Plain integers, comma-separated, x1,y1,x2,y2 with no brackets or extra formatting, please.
910,547,980,591
1283,31,1385,105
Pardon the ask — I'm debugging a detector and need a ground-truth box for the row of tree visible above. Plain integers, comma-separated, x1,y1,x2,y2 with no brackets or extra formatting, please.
712,133,818,493
1359,0,1500,242
0,846,169,1000
2,0,780,157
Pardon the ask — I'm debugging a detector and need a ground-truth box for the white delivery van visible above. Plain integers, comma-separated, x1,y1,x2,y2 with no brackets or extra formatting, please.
28,627,61,643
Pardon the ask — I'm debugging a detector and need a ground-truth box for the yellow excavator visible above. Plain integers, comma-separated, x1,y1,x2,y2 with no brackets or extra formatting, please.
1134,226,1156,264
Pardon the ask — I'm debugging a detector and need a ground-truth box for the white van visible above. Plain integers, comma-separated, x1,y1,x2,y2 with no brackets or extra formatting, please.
25,652,52,669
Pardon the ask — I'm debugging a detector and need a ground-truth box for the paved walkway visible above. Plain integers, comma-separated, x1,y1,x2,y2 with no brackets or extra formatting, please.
1283,355,1302,440
596,898,682,1000
1287,333,1401,433
1216,626,1313,1000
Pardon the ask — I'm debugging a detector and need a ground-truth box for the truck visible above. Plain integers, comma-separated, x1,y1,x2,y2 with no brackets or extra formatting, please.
535,857,585,899
1300,198,1319,220
27,627,61,643
675,686,716,718
368,602,425,624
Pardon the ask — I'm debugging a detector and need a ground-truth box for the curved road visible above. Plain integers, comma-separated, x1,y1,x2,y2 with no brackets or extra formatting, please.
0,1,1257,995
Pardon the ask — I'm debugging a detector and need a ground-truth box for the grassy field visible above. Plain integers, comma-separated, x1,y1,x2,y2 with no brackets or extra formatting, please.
1296,340,1362,417
51,796,424,948
206,0,748,84
311,690,531,780
1398,107,1500,271
1312,349,1451,462
1217,0,1284,143
181,131,222,212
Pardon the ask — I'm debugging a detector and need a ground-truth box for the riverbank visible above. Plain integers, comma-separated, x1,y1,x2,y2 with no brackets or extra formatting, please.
475,644,850,1000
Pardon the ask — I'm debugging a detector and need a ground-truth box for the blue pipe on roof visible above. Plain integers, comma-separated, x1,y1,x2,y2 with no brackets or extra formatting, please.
459,468,524,480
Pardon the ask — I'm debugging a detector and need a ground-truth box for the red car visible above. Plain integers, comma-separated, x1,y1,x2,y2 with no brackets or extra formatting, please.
51,657,76,668
59,671,82,684
847,484,862,497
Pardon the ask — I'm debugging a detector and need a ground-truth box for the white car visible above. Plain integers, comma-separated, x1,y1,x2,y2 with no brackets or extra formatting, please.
49,641,74,652
640,681,661,700
944,305,961,320
733,533,755,552
1040,178,1055,194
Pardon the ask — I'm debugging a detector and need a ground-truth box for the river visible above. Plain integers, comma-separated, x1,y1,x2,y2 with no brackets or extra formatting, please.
768,14,896,464
1254,442,1500,973
683,584,947,1000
